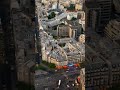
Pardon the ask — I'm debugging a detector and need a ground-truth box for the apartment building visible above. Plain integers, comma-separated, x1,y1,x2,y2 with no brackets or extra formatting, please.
67,20,82,39
64,42,85,63
11,0,35,85
85,50,120,90
78,11,85,30
80,68,85,90
96,0,112,25
85,33,120,89
17,0,35,16
85,45,111,90
113,0,120,13
109,52,120,85
57,25,73,38
85,0,112,32
0,0,17,89
105,19,120,40
85,2,101,32
75,4,82,11
0,18,5,64
45,44,68,66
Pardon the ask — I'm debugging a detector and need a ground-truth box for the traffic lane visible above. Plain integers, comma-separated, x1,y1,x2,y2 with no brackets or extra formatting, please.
35,76,74,87
34,70,79,82
56,79,77,90
35,79,56,90
54,73,80,89
34,68,80,79
35,70,79,89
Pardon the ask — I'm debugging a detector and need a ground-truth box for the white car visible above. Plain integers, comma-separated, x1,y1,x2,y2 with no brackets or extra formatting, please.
72,84,75,86
67,85,70,88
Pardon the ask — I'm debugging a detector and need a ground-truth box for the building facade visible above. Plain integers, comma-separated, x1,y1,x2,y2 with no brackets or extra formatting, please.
57,25,73,38
11,0,35,85
0,18,5,64
0,0,17,90
85,0,112,33
105,19,120,40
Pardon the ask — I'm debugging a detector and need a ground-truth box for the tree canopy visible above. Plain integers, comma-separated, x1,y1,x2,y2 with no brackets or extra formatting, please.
48,12,56,19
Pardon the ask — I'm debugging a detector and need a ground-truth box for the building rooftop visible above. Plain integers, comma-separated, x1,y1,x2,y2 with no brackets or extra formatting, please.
49,44,67,62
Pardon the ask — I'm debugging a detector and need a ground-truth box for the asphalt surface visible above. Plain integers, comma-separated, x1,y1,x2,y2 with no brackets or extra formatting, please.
35,67,80,90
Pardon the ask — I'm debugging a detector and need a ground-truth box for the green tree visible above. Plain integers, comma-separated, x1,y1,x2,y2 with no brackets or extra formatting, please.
67,4,75,10
34,65,46,70
71,17,77,21
49,63,56,68
42,60,56,68
51,12,56,17
48,12,56,19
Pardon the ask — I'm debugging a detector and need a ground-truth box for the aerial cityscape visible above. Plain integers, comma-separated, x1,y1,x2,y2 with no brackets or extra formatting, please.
35,0,85,89
0,0,120,90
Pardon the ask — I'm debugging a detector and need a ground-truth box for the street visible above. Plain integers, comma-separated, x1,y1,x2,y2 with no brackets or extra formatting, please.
35,69,80,90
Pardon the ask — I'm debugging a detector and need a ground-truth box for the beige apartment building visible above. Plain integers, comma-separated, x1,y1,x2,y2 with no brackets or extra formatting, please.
51,25,73,38
47,56,68,66
80,68,85,90
57,25,73,38
45,45,68,66
75,4,82,11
